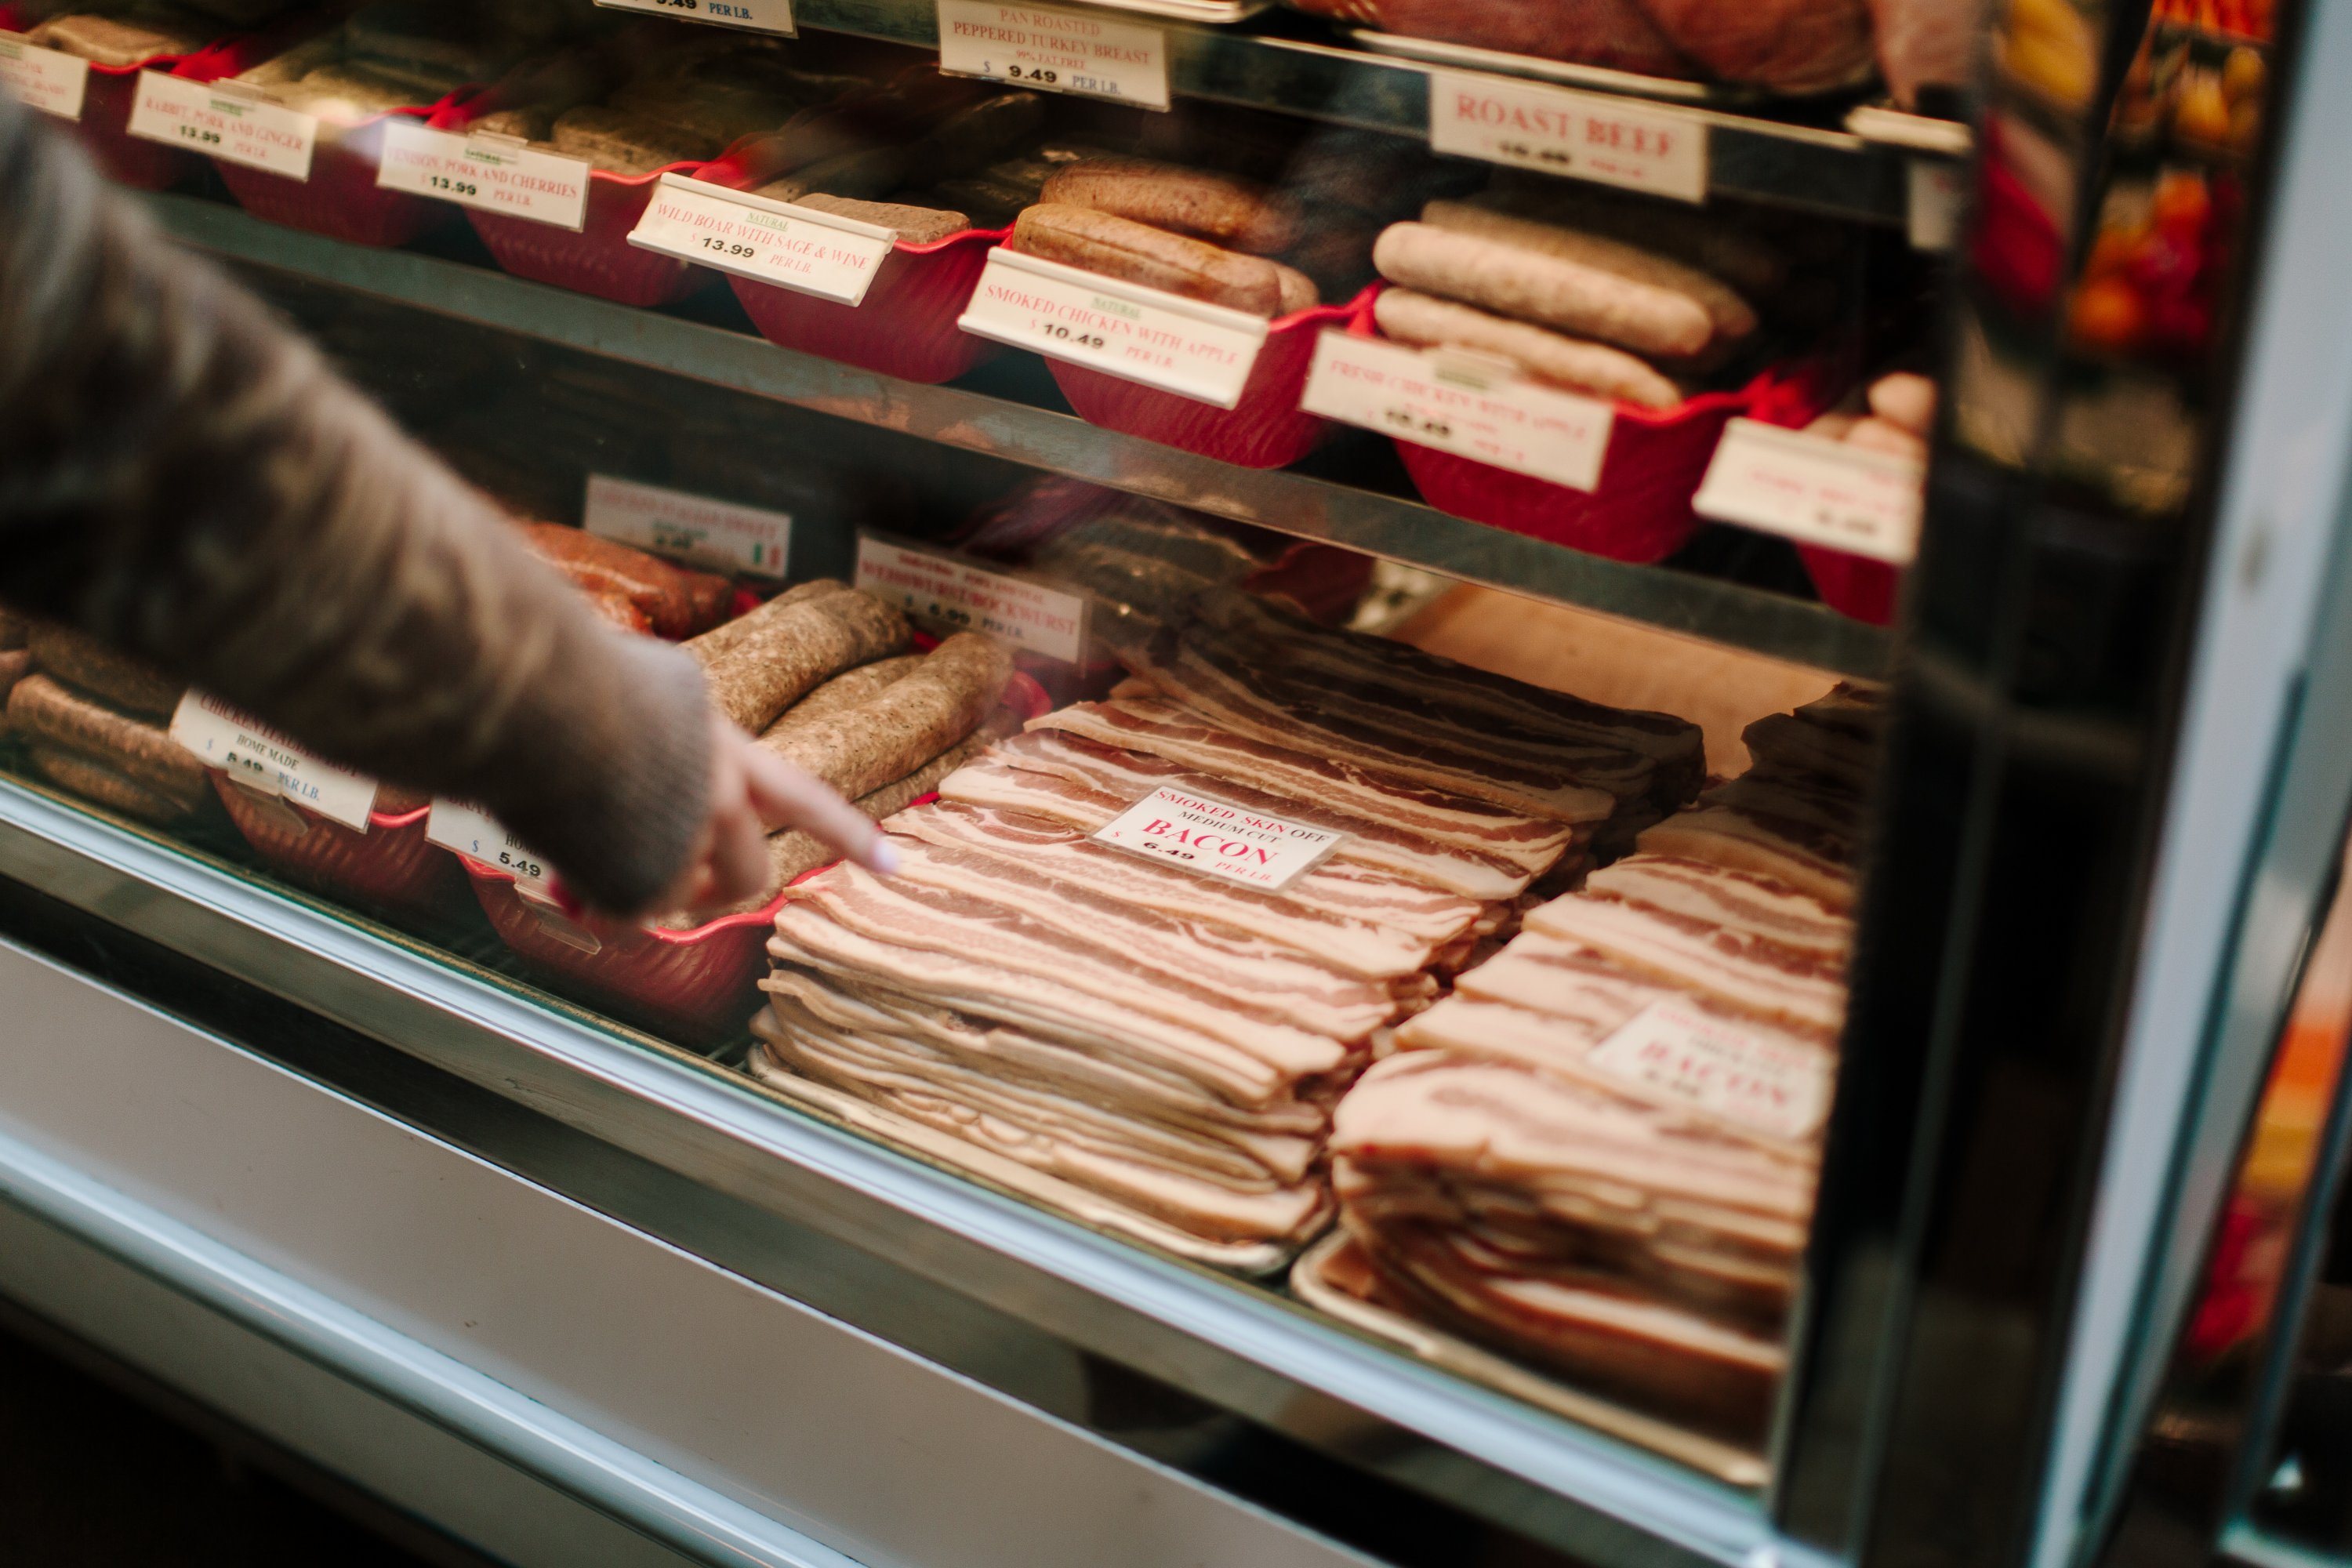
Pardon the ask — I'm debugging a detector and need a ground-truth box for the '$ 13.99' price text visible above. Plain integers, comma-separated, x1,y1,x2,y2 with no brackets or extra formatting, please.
427,173,478,196
177,125,223,145
700,236,757,259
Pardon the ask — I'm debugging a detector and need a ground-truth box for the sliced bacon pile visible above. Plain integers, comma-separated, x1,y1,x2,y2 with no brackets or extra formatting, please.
756,594,1699,1255
1327,683,1882,1433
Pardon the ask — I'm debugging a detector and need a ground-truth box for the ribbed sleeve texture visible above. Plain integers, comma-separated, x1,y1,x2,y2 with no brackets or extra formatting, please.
0,95,711,913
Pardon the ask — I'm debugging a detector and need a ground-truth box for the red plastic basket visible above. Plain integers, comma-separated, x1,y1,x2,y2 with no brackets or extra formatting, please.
466,160,710,308
1044,290,1374,470
729,223,1008,385
1797,545,1901,624
215,103,460,248
211,772,461,913
71,63,194,190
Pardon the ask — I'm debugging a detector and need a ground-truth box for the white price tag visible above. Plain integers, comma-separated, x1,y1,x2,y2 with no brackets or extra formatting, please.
1092,786,1341,892
595,0,795,33
1907,158,1964,252
1428,71,1706,204
1301,330,1616,491
855,534,1087,664
169,692,377,829
0,34,89,120
1694,417,1925,564
936,0,1169,110
128,72,318,179
959,246,1269,408
376,121,591,230
626,173,895,304
1588,999,1830,1142
426,800,555,892
583,474,792,575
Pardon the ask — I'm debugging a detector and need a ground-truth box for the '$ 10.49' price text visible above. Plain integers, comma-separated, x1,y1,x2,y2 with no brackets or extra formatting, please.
1383,406,1454,442
1036,322,1107,350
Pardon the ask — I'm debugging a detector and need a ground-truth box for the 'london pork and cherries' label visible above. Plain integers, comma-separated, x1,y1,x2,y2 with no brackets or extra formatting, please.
0,34,89,120
1092,786,1342,893
376,122,592,230
855,535,1087,665
1428,71,1707,204
1587,999,1830,1142
169,692,378,829
958,246,1269,408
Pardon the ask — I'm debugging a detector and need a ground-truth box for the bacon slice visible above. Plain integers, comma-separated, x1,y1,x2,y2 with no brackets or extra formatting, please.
1025,705,1575,895
1580,855,1851,965
1635,775,1860,910
891,799,1480,979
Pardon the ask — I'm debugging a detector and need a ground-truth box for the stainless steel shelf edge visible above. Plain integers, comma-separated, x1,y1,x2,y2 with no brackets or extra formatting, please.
148,194,1891,679
0,1116,861,1568
0,780,1784,1568
794,0,1923,222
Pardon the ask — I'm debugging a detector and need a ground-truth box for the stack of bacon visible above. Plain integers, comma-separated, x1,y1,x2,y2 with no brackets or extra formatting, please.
753,590,1702,1262
1324,684,1881,1436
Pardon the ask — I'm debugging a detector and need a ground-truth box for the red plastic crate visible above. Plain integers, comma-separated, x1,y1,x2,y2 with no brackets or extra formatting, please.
1797,546,1901,624
212,772,462,913
214,103,459,248
466,162,710,308
1044,290,1374,470
730,223,1008,385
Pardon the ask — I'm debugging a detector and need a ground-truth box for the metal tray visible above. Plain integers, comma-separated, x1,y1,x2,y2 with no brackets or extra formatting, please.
1345,26,1758,106
1288,1232,1771,1486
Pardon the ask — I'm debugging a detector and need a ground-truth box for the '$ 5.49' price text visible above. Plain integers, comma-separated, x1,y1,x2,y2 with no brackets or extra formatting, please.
498,848,546,880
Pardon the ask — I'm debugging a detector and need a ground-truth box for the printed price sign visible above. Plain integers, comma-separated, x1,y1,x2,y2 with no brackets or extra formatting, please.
583,474,792,575
1908,158,1964,252
1588,999,1831,1142
855,534,1087,664
1693,418,1924,564
1428,70,1707,204
128,73,319,180
0,34,89,120
626,174,895,305
936,0,1170,111
426,800,554,893
169,692,377,829
959,246,1269,408
376,122,591,230
1092,786,1342,892
595,0,795,33
1301,331,1616,491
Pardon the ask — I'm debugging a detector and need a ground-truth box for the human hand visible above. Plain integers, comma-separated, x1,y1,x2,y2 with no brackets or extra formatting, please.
651,710,898,917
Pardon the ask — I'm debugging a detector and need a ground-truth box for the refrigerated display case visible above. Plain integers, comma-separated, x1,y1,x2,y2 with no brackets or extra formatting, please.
4,0,2352,1564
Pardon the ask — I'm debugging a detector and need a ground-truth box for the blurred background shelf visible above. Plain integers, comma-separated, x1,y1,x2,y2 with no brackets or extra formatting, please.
153,193,1893,677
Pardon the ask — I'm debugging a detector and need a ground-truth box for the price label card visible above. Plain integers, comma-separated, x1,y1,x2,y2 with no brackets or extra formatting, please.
936,0,1170,111
1300,331,1616,492
1907,158,1963,252
595,0,795,33
376,121,591,230
1588,999,1830,1142
1694,417,1925,564
959,246,1269,408
1092,786,1341,892
0,34,89,120
1428,70,1706,204
426,800,554,892
584,474,792,576
128,73,319,180
855,534,1088,664
169,692,377,829
626,173,895,305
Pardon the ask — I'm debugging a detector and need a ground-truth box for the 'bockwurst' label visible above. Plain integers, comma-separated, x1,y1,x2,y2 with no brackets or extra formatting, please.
1092,786,1341,891
128,73,319,179
0,34,89,120
958,246,1269,408
1428,71,1707,204
1588,999,1829,1142
936,0,1170,110
1301,331,1616,491
626,173,895,304
855,534,1087,664
169,691,377,829
376,121,591,230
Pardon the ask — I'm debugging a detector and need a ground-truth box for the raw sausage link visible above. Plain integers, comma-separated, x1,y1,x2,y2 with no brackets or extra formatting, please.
27,623,183,719
1372,222,1714,359
757,633,1013,800
687,579,851,668
1421,201,1757,343
703,589,912,733
9,673,209,797
760,655,924,742
1012,205,1283,318
26,739,205,822
1374,289,1683,409
521,523,699,640
1040,158,1301,256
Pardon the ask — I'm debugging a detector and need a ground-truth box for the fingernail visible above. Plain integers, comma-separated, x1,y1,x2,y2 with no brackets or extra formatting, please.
868,839,900,877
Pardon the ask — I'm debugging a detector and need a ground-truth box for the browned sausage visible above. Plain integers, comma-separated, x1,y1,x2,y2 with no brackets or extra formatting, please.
687,579,850,668
9,673,209,798
759,654,924,742
1040,158,1301,256
680,569,735,636
26,624,183,719
1011,205,1284,318
521,523,699,640
27,739,205,823
756,632,1011,800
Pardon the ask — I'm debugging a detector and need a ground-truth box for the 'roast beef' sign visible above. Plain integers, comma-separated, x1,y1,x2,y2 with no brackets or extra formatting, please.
1092,786,1342,892
1428,71,1708,204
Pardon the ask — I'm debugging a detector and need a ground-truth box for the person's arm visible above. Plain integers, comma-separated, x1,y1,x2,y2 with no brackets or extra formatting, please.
0,95,878,913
